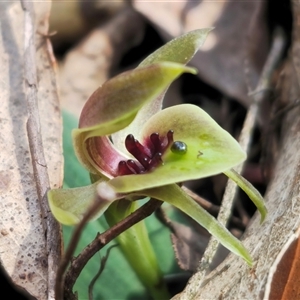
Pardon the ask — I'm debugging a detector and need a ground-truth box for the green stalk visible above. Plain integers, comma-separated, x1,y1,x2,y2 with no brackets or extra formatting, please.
104,199,170,300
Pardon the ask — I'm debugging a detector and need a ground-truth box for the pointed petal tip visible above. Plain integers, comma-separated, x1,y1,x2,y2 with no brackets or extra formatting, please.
194,27,214,35
186,66,198,75
48,190,82,226
259,206,268,224
48,182,116,226
246,257,253,267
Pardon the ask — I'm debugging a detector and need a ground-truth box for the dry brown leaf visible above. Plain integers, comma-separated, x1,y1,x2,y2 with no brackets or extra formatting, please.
0,1,62,299
264,226,300,300
59,7,145,117
157,207,228,273
133,1,269,106
171,223,209,272
157,206,209,272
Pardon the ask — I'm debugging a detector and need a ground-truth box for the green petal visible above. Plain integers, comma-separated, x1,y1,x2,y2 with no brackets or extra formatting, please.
134,184,252,266
48,181,112,225
224,169,267,223
108,104,246,193
139,28,213,67
94,181,252,265
113,28,212,152
73,62,196,173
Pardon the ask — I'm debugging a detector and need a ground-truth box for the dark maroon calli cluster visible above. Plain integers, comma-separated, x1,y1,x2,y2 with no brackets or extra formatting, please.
117,130,174,175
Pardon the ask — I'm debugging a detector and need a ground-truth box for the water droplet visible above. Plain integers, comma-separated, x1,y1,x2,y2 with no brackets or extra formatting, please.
171,141,187,155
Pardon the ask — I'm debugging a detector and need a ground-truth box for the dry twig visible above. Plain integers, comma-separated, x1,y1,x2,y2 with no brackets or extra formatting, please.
88,244,118,300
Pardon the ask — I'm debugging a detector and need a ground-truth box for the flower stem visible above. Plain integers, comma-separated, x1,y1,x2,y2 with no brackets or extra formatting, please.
104,199,170,300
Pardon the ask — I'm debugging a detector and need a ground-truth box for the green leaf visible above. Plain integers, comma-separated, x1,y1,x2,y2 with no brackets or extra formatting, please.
107,104,246,193
73,62,197,174
113,28,212,152
224,169,267,223
134,184,253,266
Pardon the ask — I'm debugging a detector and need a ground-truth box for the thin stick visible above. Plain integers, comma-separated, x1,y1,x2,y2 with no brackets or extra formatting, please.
20,1,61,299
88,245,118,300
180,28,286,300
59,198,162,299
181,186,219,215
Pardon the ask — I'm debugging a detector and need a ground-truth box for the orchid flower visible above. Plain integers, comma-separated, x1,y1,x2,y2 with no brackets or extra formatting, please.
48,29,266,299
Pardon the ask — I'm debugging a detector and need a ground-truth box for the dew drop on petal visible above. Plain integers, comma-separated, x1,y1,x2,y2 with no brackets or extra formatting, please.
171,141,188,155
